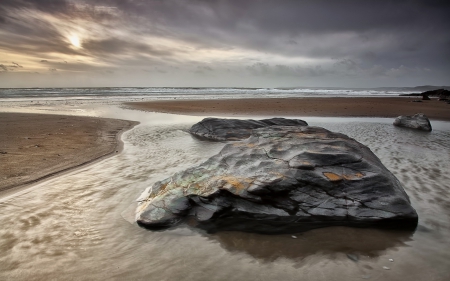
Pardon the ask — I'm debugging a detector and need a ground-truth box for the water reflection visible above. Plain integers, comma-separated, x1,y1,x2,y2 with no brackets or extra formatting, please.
210,227,413,263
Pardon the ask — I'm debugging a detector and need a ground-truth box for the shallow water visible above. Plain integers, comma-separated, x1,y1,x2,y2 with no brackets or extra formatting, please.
0,105,449,281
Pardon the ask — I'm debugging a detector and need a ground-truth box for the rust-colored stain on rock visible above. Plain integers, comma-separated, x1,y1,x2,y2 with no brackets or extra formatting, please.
343,172,364,180
323,172,364,182
323,172,343,182
219,176,253,191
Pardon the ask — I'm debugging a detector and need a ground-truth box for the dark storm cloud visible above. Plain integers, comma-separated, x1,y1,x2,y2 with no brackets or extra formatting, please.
79,0,450,79
0,0,70,14
1,0,449,86
0,0,115,21
2,0,449,61
99,1,450,43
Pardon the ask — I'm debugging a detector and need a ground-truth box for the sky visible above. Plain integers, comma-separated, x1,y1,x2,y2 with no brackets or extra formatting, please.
0,0,449,88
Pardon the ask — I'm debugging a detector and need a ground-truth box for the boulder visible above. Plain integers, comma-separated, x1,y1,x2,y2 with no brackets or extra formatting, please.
421,88,450,98
189,117,308,141
393,113,432,132
136,125,418,234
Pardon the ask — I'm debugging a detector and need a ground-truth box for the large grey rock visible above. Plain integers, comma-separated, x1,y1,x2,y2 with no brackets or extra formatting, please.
189,117,308,141
393,113,432,132
136,126,418,234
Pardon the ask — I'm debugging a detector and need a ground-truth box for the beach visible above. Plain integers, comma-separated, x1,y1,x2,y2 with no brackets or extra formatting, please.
2,0,449,279
126,97,450,121
0,96,449,281
0,112,137,197
3,95,447,195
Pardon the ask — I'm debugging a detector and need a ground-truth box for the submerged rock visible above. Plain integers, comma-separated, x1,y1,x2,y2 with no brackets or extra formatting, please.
189,117,308,141
136,125,418,234
393,113,432,132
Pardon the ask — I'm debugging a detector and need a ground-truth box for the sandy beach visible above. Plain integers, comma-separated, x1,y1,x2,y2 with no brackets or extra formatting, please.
2,0,450,279
125,97,450,121
0,112,137,195
4,96,443,194
0,101,449,280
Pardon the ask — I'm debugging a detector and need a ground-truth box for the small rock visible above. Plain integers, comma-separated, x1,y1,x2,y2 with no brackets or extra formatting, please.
393,113,432,131
291,235,297,239
347,253,359,262
389,259,394,262
383,266,390,270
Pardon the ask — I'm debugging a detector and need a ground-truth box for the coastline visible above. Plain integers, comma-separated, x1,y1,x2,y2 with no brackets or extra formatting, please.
0,112,138,198
0,100,449,280
125,97,450,121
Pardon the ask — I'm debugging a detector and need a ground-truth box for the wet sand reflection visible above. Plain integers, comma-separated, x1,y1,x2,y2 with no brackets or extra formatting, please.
210,227,413,263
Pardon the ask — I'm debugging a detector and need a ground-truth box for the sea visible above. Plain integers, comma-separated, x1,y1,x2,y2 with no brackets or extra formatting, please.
0,87,419,102
0,87,449,281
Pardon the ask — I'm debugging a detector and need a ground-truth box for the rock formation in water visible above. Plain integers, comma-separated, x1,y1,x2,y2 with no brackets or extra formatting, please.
393,113,432,132
136,124,418,234
189,117,308,141
422,88,450,99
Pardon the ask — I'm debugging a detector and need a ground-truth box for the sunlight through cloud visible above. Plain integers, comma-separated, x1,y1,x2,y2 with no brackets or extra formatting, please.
69,34,81,48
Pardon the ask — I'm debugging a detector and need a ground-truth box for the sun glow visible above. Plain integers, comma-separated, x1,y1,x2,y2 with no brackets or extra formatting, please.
69,34,81,48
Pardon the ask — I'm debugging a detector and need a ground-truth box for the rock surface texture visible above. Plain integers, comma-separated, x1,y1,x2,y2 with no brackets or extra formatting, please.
189,117,308,141
137,125,418,234
393,113,432,132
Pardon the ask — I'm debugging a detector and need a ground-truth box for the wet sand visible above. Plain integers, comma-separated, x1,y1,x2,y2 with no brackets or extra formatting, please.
125,97,450,121
0,112,138,195
0,105,449,280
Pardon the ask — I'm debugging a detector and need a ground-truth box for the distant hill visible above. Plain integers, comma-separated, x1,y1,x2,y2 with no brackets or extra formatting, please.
410,85,450,91
374,85,450,92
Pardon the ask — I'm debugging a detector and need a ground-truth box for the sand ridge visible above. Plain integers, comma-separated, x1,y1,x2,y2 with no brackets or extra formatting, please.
0,112,138,194
125,97,450,121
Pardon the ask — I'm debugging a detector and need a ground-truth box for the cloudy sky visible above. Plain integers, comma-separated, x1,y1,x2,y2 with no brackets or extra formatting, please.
0,0,449,88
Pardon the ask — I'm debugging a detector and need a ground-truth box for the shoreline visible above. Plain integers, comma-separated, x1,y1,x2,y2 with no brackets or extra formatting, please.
125,97,450,121
0,112,139,199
